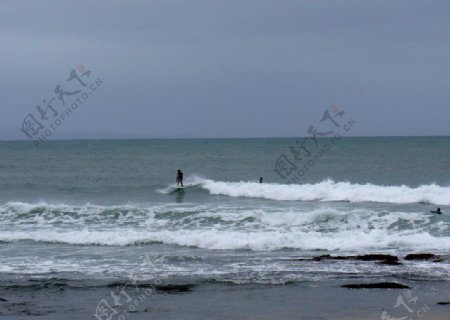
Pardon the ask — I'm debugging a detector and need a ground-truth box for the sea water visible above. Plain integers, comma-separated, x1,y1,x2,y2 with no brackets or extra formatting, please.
1,137,450,287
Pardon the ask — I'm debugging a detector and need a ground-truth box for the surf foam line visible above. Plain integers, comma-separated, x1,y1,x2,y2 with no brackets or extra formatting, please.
1,228,450,251
197,178,450,205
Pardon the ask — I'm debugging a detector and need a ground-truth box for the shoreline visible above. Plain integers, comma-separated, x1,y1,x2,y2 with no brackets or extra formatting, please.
1,280,450,320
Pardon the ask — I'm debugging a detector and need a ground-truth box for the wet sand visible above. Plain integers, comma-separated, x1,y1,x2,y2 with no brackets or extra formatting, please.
1,280,449,320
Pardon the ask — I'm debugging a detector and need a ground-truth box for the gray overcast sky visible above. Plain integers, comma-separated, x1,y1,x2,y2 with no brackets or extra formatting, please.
1,0,450,139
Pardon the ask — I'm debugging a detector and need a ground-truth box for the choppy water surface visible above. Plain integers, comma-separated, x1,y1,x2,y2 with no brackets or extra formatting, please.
1,137,449,286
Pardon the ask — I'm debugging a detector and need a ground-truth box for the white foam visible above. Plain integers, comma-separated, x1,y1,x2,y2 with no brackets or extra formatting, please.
198,178,450,205
1,200,449,252
1,227,450,251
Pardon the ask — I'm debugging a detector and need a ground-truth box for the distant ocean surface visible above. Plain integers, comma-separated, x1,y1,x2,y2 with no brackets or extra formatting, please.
1,137,450,287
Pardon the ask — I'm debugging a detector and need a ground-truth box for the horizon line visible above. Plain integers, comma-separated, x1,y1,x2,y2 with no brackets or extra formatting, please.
1,134,450,142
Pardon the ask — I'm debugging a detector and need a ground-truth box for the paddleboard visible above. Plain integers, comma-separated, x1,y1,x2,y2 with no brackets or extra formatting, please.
169,184,200,193
176,183,199,189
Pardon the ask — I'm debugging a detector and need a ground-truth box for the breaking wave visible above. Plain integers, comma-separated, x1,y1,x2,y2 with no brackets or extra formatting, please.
0,201,449,251
195,178,450,205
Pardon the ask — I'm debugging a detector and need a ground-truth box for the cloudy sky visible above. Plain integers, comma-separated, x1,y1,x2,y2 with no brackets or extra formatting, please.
1,0,449,139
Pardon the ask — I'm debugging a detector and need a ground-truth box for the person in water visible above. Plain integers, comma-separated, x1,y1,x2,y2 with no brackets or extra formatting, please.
259,177,263,183
176,169,184,187
431,208,442,214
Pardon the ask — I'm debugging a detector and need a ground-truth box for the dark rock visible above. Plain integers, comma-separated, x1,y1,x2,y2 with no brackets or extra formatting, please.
107,282,195,293
404,253,439,260
377,260,402,266
0,297,7,302
312,254,332,261
354,254,398,262
312,254,398,262
154,284,195,293
342,282,409,289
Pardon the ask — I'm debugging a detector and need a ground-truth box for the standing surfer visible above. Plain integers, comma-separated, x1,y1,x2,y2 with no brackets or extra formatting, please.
176,169,184,187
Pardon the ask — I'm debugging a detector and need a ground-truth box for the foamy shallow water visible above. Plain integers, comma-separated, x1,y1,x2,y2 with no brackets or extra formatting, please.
1,195,449,285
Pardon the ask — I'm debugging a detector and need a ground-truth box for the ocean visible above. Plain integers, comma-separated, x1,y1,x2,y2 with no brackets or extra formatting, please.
1,137,450,319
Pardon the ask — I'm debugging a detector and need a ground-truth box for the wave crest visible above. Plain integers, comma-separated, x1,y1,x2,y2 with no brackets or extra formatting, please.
198,179,450,205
